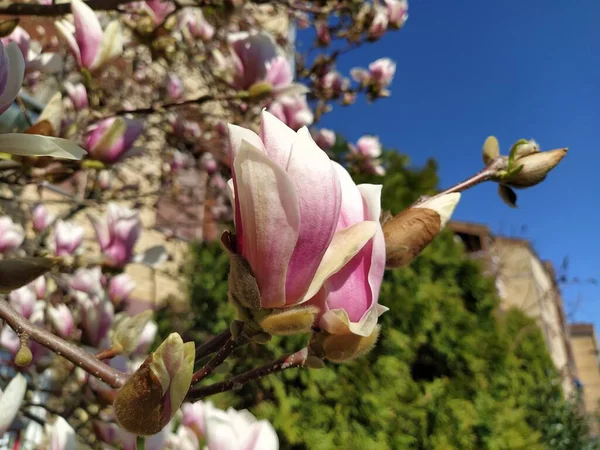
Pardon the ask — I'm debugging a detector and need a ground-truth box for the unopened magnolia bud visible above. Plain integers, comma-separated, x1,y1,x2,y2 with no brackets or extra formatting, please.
0,19,19,38
502,148,567,188
258,306,319,336
230,319,244,338
248,82,273,99
321,326,380,363
482,136,499,165
114,333,194,435
305,355,326,369
383,193,460,268
250,331,272,344
15,343,33,366
111,310,153,355
0,257,59,293
511,139,539,160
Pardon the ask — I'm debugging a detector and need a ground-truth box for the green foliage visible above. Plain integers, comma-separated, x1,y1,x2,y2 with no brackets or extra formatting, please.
156,143,597,449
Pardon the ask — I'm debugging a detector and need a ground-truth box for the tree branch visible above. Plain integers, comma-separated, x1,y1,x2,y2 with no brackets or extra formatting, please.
187,348,308,401
0,299,126,389
191,335,239,385
194,328,232,360
0,0,138,16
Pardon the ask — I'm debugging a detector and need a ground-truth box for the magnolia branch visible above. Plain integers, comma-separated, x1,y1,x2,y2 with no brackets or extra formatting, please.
0,0,138,16
0,299,126,388
191,335,240,385
187,348,308,401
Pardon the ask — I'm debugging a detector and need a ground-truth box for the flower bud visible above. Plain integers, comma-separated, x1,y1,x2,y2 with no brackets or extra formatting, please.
111,310,153,355
502,148,567,188
318,326,380,363
113,333,194,435
0,257,58,294
383,193,460,268
258,306,319,336
47,304,74,338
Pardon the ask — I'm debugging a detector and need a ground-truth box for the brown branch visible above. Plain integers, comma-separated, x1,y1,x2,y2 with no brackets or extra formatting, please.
0,299,126,388
191,335,239,385
0,0,138,16
187,348,308,401
194,328,232,360
109,94,234,117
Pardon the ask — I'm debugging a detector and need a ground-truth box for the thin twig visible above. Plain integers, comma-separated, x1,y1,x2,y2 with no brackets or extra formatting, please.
191,335,240,385
187,348,308,401
0,299,126,388
0,0,138,16
194,329,232,360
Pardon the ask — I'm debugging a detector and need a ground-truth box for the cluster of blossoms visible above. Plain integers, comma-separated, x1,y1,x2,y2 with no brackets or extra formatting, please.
0,0,569,448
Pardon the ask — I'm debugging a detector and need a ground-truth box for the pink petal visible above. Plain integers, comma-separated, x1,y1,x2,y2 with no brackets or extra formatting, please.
259,110,295,169
71,0,103,69
284,127,341,304
233,141,300,308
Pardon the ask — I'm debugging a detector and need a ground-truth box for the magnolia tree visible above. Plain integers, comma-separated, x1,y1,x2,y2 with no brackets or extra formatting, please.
0,0,567,449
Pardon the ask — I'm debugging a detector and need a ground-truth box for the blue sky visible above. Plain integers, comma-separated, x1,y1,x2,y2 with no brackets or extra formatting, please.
301,1,600,324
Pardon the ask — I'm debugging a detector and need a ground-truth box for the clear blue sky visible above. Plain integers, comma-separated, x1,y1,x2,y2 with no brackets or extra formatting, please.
300,1,600,324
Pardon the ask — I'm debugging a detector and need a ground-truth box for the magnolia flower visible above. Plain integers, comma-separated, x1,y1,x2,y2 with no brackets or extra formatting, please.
0,373,27,435
114,333,194,435
316,21,331,46
0,216,24,253
91,204,141,268
311,163,387,339
45,416,76,450
98,169,112,189
64,81,88,110
320,70,349,96
311,129,336,151
170,149,191,172
1,26,63,74
165,73,183,101
9,285,36,318
180,8,215,41
31,275,47,299
80,294,114,346
181,402,206,437
108,273,136,305
227,111,378,310
267,95,314,130
145,0,176,25
85,117,144,164
351,135,382,158
0,41,24,115
134,320,158,354
69,267,103,295
201,152,218,174
55,0,123,72
202,401,279,450
47,304,74,338
351,58,396,92
53,220,85,256
31,203,54,232
385,0,409,28
369,6,389,40
229,31,303,97
95,421,170,450
167,425,199,450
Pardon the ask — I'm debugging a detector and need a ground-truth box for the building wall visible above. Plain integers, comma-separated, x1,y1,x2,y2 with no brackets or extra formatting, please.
570,327,600,434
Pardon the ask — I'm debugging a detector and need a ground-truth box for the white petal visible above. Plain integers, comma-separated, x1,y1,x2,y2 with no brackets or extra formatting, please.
91,21,123,71
0,134,86,159
415,193,461,228
28,53,64,74
0,373,27,434
228,124,264,163
36,91,63,135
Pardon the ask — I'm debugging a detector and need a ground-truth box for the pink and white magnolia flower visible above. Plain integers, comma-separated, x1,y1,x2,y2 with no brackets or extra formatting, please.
165,73,183,101
64,81,88,110
385,0,409,28
31,275,47,299
90,204,141,268
267,95,314,131
201,401,279,450
229,31,304,97
9,285,36,318
0,216,24,253
47,304,74,338
351,135,382,159
311,164,387,337
53,220,85,256
145,0,176,25
0,374,27,436
201,152,218,174
312,129,336,151
108,273,136,305
85,117,144,164
369,7,389,40
133,320,158,355
0,41,24,115
70,267,103,296
351,58,396,91
55,0,123,72
320,70,349,97
181,401,206,438
31,203,54,232
1,26,63,74
79,294,114,347
179,8,215,41
45,416,76,450
98,170,112,189
228,111,379,309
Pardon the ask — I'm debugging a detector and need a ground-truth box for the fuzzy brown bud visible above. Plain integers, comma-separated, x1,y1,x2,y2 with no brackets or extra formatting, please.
502,148,567,188
0,257,59,293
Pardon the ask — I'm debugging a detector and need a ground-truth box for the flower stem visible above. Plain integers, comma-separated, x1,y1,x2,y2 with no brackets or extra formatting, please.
0,299,126,388
187,348,308,401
